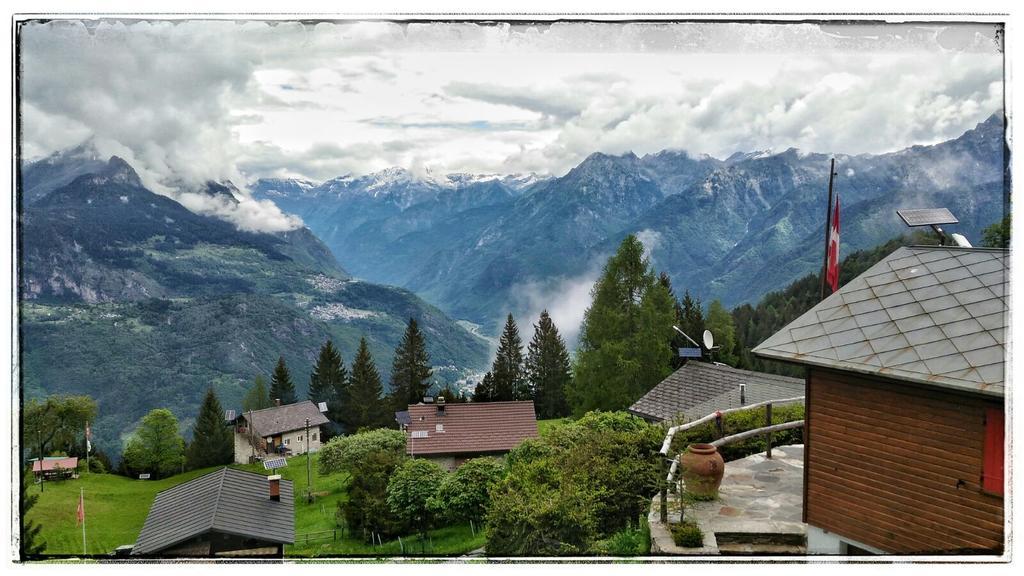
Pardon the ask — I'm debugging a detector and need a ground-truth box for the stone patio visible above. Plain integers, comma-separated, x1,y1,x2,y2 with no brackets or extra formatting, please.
650,444,805,555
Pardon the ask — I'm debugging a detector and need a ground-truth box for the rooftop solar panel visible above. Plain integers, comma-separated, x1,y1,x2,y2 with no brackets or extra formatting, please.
897,208,959,227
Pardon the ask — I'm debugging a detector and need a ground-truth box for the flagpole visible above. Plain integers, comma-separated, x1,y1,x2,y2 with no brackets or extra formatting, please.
820,158,837,301
80,487,87,556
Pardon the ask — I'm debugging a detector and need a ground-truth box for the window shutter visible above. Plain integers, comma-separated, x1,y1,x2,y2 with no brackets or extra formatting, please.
982,407,1004,495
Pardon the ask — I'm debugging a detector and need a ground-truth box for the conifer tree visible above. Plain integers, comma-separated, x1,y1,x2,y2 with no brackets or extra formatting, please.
390,318,433,409
435,384,469,403
347,337,390,432
308,340,348,432
705,300,739,367
490,314,527,401
473,372,496,402
242,375,272,412
659,272,688,370
680,290,706,356
525,310,572,418
186,388,233,470
569,235,675,416
269,356,297,405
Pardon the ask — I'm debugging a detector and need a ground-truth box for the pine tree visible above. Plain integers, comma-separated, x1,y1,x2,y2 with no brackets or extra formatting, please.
347,337,390,432
186,388,234,470
569,235,675,416
435,384,468,403
659,272,688,370
269,356,297,405
390,318,433,409
308,340,348,431
490,314,527,401
525,310,572,418
680,290,706,356
242,375,272,412
706,300,739,366
473,372,496,402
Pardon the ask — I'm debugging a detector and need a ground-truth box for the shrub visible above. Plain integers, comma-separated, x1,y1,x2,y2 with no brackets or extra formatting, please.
386,459,447,536
340,448,406,541
485,459,598,556
669,403,804,462
428,457,505,524
318,428,405,475
671,521,704,548
484,411,664,555
593,520,650,556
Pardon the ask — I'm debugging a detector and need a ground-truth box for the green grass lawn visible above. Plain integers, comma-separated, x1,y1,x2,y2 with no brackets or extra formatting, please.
25,453,485,558
23,466,221,555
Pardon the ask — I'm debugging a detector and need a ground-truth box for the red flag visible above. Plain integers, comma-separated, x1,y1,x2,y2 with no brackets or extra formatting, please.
76,490,85,526
826,194,841,292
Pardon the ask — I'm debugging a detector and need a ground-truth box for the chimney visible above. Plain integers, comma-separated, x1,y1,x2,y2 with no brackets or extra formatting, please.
436,396,446,415
268,474,281,501
274,398,281,407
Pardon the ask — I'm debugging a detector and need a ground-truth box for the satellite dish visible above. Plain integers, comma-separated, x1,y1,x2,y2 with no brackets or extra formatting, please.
702,330,715,350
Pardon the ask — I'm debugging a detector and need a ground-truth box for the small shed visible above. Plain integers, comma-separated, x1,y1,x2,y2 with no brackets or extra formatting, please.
132,467,294,557
754,245,1006,554
628,361,804,423
406,400,539,470
29,456,79,480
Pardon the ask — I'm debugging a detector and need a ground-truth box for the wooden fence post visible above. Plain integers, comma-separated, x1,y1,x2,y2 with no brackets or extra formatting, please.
660,457,668,523
715,412,724,440
766,403,773,459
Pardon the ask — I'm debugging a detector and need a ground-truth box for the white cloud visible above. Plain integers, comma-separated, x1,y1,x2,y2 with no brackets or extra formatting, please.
20,19,1003,191
513,270,601,351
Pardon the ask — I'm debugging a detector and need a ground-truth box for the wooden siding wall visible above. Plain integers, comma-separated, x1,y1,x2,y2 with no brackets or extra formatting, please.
806,369,1004,553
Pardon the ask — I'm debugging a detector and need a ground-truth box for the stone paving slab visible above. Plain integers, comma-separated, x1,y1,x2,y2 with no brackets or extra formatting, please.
649,444,806,555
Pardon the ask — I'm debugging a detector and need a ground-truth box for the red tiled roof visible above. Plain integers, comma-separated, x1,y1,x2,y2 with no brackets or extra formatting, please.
405,401,538,456
31,457,78,472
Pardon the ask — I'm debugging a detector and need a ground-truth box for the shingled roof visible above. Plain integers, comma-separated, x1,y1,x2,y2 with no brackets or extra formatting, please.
753,246,1007,397
132,467,294,556
406,401,538,456
243,400,330,438
628,361,804,422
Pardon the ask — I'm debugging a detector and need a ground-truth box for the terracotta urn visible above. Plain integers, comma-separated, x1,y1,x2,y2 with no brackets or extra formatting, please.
679,443,725,499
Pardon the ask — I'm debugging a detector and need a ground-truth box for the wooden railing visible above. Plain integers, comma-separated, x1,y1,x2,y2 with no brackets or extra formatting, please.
657,396,805,522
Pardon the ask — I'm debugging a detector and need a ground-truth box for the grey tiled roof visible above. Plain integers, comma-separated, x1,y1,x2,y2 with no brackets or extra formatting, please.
243,400,330,438
753,246,1007,397
132,467,294,555
628,361,804,423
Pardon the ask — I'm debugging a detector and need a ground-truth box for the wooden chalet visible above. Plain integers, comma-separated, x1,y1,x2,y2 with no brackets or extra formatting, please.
406,399,539,470
132,467,294,557
754,246,1006,554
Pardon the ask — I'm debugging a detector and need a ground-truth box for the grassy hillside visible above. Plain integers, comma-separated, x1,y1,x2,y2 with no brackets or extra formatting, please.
24,453,484,558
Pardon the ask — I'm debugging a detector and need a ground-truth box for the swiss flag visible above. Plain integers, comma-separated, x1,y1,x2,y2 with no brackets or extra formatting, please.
825,194,840,293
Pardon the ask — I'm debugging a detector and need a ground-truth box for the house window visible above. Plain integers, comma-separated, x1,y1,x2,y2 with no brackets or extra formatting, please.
436,424,444,432
298,435,303,442
312,433,317,441
284,439,290,446
982,407,1004,495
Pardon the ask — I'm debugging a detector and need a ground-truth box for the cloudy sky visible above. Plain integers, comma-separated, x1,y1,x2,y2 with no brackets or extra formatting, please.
21,19,1003,189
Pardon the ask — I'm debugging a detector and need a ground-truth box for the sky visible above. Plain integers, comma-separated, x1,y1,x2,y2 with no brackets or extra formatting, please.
19,19,1004,231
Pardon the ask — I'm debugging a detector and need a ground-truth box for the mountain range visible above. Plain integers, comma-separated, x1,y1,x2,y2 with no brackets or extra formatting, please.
18,156,491,458
251,114,1007,334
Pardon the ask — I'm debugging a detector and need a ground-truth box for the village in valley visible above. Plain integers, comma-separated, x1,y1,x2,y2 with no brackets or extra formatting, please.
11,15,1011,565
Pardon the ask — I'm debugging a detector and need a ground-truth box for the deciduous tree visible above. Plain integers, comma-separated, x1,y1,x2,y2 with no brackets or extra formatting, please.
122,409,184,478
